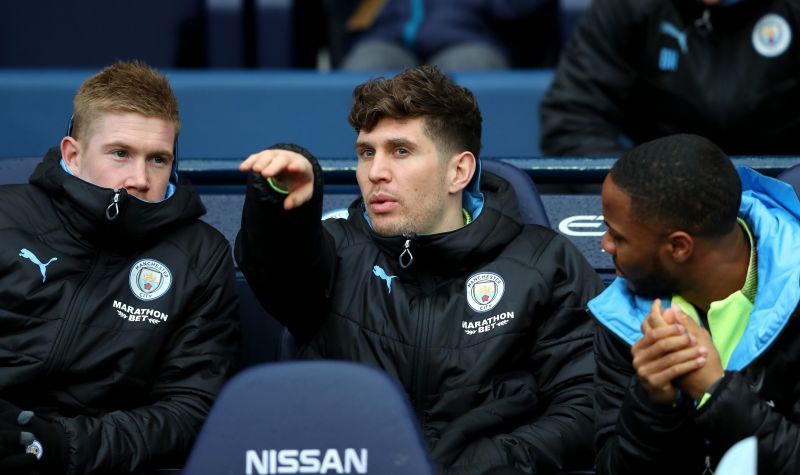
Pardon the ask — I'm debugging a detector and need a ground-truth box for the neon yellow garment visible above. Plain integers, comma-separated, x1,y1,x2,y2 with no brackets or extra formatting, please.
672,219,757,407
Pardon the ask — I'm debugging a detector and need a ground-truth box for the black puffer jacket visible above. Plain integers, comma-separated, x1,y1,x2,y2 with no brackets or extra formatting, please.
0,149,239,474
236,145,603,474
589,169,800,474
540,0,800,156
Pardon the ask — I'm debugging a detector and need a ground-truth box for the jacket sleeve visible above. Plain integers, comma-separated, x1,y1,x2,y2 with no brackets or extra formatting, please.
538,0,638,156
57,237,240,475
444,234,604,474
695,371,800,475
594,321,703,475
234,143,338,341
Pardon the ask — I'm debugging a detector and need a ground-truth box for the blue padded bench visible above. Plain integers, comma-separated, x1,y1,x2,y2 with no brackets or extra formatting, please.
0,70,554,159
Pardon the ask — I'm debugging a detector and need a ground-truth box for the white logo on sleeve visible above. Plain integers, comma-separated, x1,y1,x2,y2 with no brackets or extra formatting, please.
465,272,505,313
129,259,172,301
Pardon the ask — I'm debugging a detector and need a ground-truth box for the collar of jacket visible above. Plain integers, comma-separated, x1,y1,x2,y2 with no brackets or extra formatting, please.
589,167,800,370
29,147,206,247
349,170,524,276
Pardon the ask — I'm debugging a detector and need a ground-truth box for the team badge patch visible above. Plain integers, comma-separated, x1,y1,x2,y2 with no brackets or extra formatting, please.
129,259,172,301
752,14,792,57
26,439,43,460
465,272,505,313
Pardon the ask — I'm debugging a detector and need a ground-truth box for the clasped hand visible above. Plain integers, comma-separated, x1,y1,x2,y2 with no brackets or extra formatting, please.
631,299,724,405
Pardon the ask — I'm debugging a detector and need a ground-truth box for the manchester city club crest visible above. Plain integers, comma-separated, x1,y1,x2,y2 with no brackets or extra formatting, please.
752,14,792,58
129,259,172,301
465,272,506,313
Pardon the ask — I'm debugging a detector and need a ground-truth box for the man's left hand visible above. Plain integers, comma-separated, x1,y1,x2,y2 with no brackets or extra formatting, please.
674,311,725,401
0,400,67,474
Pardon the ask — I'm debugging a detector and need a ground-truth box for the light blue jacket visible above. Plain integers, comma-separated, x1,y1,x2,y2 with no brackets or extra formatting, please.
589,167,800,370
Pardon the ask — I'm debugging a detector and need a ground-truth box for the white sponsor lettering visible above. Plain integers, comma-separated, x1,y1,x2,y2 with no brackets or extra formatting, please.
112,300,169,326
246,448,367,474
462,311,515,335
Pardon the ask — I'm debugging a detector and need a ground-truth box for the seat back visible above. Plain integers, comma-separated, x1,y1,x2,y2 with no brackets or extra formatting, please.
482,159,551,227
236,275,288,367
0,157,38,185
182,361,435,475
777,163,800,197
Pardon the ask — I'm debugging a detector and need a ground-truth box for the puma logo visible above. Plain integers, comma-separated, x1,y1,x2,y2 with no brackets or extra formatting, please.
19,248,58,283
372,265,397,293
660,22,688,53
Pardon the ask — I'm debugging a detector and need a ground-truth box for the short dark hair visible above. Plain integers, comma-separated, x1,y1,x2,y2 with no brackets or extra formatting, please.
348,65,482,158
610,134,741,237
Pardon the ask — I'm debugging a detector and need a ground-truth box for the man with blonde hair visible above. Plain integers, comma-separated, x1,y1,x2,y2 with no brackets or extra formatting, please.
0,61,238,474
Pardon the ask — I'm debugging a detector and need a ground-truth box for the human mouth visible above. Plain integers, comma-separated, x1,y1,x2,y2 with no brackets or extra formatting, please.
612,259,624,277
368,193,398,214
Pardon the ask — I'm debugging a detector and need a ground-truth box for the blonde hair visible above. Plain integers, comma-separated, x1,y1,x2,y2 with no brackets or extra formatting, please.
72,60,180,142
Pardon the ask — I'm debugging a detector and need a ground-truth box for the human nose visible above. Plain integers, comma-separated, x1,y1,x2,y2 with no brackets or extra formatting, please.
601,231,615,255
124,159,150,192
367,153,391,183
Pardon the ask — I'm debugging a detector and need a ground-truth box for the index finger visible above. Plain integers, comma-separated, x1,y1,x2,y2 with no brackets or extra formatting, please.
644,298,668,331
239,150,273,173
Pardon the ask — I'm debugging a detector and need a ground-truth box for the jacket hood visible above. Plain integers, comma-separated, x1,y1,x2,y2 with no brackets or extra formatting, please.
30,148,206,246
590,167,800,370
349,166,524,277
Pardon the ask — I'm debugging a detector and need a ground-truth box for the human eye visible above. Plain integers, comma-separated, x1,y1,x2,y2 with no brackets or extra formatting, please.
357,148,375,160
112,149,128,159
150,155,171,168
394,147,410,157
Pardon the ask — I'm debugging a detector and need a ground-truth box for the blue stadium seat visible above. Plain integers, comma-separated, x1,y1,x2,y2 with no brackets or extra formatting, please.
205,0,247,68
0,156,38,185
777,162,800,197
483,159,550,227
236,275,289,367
0,70,554,159
182,361,435,475
0,1,207,68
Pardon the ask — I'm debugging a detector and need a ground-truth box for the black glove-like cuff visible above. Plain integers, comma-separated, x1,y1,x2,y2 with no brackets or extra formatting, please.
0,400,68,474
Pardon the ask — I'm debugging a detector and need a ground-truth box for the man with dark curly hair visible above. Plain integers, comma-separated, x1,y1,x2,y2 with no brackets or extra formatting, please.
236,65,603,474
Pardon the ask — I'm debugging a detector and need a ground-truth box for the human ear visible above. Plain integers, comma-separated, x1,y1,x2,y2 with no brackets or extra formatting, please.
448,151,476,194
667,230,694,263
60,136,81,176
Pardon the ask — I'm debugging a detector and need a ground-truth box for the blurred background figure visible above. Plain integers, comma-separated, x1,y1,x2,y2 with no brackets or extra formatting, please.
539,0,800,156
324,0,562,70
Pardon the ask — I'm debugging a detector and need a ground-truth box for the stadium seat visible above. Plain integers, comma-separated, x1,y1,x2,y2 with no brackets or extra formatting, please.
236,275,289,367
182,361,436,475
0,1,206,68
483,159,551,227
777,162,800,197
0,156,38,185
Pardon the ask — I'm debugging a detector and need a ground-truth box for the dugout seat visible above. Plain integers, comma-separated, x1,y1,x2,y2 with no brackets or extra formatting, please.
482,159,551,227
182,361,435,475
777,162,800,197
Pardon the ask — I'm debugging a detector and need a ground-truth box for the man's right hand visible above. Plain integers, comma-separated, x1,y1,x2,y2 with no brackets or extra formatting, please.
631,299,707,405
240,149,314,210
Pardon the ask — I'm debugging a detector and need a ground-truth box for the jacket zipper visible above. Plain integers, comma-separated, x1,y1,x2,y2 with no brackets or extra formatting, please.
47,189,123,374
45,252,101,375
403,234,434,425
106,190,121,220
399,233,415,269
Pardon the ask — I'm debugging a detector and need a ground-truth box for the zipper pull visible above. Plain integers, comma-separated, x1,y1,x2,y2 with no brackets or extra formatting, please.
695,9,712,35
106,190,120,221
399,234,414,269
702,455,714,475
